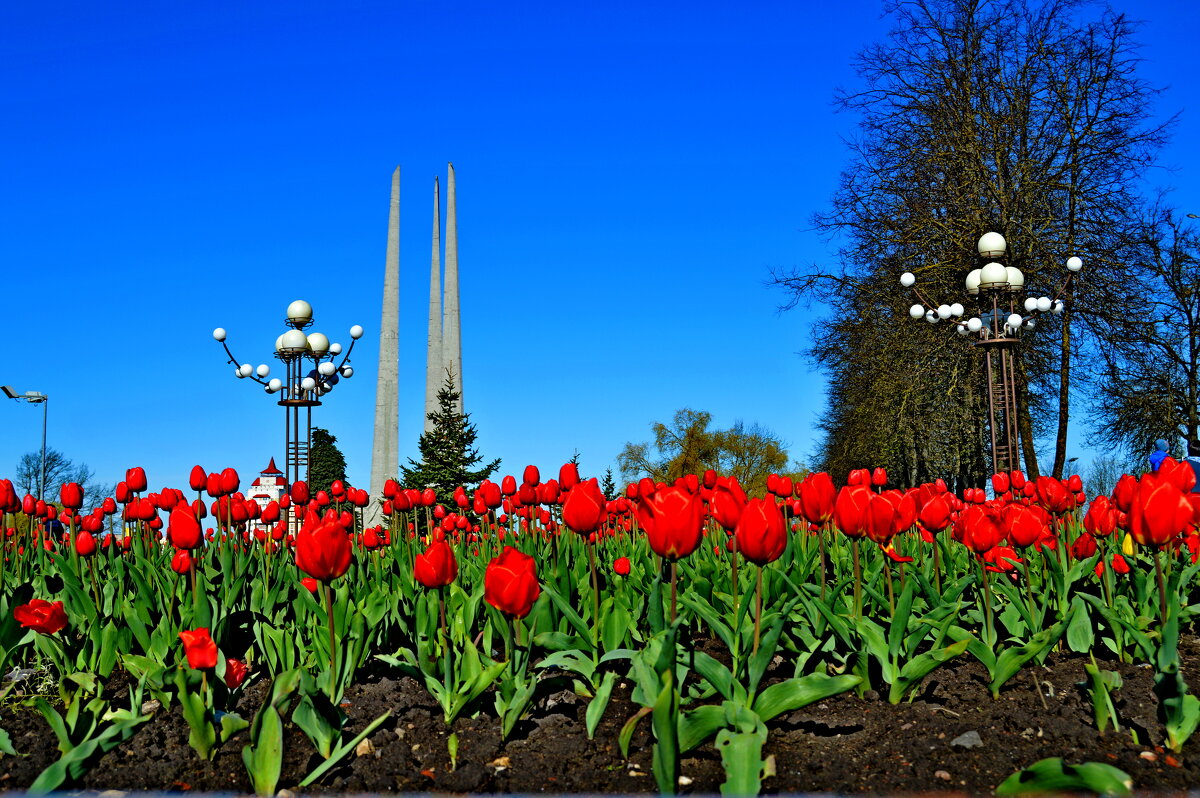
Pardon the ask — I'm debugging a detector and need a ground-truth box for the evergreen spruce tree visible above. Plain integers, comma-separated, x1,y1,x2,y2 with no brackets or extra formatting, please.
309,427,348,495
601,467,617,500
400,370,500,494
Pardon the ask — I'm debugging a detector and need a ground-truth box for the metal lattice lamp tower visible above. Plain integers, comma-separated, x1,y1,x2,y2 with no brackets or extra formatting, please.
901,232,1082,476
213,300,364,487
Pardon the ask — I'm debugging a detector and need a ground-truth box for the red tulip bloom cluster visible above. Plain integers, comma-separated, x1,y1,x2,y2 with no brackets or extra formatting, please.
179,628,218,670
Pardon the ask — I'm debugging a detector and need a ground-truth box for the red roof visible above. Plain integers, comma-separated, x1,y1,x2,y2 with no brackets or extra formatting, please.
261,457,284,476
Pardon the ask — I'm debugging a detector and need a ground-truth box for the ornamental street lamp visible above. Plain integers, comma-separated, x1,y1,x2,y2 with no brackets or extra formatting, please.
213,300,363,487
2,386,49,500
900,233,1082,476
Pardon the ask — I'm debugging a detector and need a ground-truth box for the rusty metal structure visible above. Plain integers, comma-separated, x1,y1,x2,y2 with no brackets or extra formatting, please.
902,233,1082,477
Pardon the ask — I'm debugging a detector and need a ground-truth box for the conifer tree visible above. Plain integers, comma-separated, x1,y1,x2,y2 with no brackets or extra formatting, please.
400,369,500,493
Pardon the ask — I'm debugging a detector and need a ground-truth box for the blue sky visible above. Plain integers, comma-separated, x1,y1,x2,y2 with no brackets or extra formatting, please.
1,0,1196,497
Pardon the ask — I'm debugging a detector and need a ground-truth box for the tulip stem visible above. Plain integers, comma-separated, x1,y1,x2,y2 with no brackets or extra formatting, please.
817,523,828,600
670,561,678,623
730,539,740,622
851,539,862,619
1154,550,1167,629
587,543,600,653
932,532,942,595
1020,556,1038,628
883,557,895,617
324,582,338,680
981,559,995,650
752,566,763,657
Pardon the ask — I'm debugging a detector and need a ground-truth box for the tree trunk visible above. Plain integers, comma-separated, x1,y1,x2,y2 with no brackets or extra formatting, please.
1051,299,1072,479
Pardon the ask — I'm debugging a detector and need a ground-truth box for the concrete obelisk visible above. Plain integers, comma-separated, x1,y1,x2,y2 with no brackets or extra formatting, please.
368,167,400,522
424,177,443,431
442,163,464,412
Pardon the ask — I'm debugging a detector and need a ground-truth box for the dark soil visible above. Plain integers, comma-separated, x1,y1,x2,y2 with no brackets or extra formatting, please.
3,639,1200,795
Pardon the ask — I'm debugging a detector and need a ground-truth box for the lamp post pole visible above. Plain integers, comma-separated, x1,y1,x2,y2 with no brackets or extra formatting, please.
2,387,49,500
901,232,1082,478
213,300,363,488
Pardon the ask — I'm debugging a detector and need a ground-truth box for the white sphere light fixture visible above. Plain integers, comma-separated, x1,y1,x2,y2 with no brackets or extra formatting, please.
900,272,916,287
926,310,939,323
1066,256,1083,272
950,303,964,317
275,334,285,353
1006,267,1024,291
978,231,1007,258
910,304,926,319
1024,297,1039,312
979,261,1009,288
307,332,330,355
957,324,969,335
268,378,282,392
1052,299,1065,314
340,366,354,378
966,269,982,295
937,304,952,319
329,343,343,356
237,363,253,378
967,317,982,332
281,329,307,351
1007,313,1024,330
213,327,227,342
349,325,364,340
256,364,271,378
286,300,313,326
301,376,317,392
1036,296,1052,313
318,361,336,376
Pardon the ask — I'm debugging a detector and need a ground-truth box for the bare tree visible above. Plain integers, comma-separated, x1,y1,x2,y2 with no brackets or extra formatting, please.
774,0,1172,482
15,448,111,510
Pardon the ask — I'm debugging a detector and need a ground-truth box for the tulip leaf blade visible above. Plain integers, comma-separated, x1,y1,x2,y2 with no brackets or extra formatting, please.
888,638,970,704
995,757,1131,797
585,671,617,739
751,673,861,722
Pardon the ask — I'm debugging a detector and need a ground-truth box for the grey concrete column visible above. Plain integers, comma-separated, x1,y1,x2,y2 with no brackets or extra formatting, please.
442,162,463,412
424,176,443,431
368,166,401,523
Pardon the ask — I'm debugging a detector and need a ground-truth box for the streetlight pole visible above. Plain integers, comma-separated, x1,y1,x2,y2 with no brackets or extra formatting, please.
213,300,363,488
900,233,1082,477
2,386,49,500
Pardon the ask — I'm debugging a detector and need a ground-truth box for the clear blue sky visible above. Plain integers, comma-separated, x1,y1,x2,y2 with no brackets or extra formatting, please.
1,0,1196,497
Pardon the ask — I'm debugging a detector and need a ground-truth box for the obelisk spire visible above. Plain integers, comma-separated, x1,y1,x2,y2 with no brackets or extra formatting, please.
368,166,400,522
442,162,463,412
424,176,443,431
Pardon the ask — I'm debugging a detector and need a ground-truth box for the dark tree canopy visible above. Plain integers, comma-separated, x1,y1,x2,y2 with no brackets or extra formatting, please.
400,370,500,495
308,427,348,496
775,0,1172,486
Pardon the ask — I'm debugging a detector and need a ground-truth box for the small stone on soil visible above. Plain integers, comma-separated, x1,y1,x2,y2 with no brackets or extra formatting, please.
900,722,914,731
140,700,160,714
355,739,375,757
950,730,983,749
489,756,511,769
1140,751,1157,762
678,776,693,786
935,770,951,781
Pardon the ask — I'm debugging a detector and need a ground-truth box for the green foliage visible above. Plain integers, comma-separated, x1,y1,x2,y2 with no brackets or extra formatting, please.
400,369,499,493
996,758,1131,797
617,408,788,495
308,428,347,496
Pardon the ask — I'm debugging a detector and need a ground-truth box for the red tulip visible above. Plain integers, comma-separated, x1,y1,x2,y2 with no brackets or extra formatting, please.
60,482,83,510
1112,553,1131,575
523,464,540,486
709,476,748,532
261,501,281,524
797,472,836,525
171,550,193,574
179,628,218,670
219,468,240,495
14,599,67,634
74,531,96,557
735,497,787,566
983,545,1022,573
501,475,517,496
562,478,606,534
115,481,131,504
223,658,249,689
168,504,204,550
956,505,1005,554
295,518,352,582
918,493,952,533
1005,504,1046,548
22,494,36,515
420,488,436,507
1083,496,1117,537
559,463,580,490
1112,474,1138,514
189,465,207,492
1129,475,1193,548
634,485,705,561
1071,533,1097,560
484,546,540,618
125,467,147,493
991,473,1010,495
833,485,873,538
414,539,458,588
613,556,631,576
290,480,310,505
301,577,319,593
871,468,887,487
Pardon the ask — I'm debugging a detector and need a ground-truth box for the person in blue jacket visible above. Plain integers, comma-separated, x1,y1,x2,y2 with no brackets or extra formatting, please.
1187,440,1200,493
1150,439,1170,471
